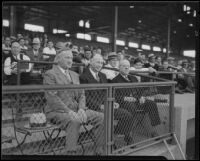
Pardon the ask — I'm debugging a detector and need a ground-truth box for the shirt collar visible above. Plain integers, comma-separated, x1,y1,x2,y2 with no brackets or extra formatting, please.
89,67,98,79
58,66,68,75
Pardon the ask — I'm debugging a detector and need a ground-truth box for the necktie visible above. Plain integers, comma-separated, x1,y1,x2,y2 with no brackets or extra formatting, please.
64,70,72,83
96,73,100,82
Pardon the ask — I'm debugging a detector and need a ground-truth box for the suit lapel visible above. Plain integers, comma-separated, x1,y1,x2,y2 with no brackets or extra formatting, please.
69,70,79,84
86,68,99,83
53,66,70,85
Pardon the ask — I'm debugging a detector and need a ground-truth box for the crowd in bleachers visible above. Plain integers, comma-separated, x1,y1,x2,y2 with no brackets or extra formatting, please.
2,33,195,94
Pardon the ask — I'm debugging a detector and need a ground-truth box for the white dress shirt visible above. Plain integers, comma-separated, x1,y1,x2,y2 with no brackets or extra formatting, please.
101,64,119,80
89,68,99,80
43,47,56,59
4,54,32,75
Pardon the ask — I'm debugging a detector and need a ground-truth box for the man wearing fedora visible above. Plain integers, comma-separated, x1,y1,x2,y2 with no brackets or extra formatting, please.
26,37,43,62
101,52,119,82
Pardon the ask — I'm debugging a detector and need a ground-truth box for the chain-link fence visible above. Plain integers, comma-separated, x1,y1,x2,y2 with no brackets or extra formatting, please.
111,82,175,154
2,81,176,156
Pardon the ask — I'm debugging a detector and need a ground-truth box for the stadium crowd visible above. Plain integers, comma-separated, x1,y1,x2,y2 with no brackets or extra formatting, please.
2,33,195,94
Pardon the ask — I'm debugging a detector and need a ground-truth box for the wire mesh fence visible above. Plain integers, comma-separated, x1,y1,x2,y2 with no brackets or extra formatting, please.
111,83,175,154
2,82,175,156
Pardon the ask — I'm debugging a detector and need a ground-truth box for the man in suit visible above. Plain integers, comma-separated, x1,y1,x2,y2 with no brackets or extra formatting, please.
80,54,134,145
26,38,43,62
112,59,161,137
43,50,104,155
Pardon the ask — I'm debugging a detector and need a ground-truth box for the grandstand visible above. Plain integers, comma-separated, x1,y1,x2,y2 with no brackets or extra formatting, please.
2,1,198,159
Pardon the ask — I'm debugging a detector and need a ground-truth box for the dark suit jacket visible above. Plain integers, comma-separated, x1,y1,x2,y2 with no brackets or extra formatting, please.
26,49,43,62
111,74,141,105
80,67,108,111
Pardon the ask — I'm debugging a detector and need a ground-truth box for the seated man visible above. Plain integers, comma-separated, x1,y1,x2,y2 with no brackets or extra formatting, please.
80,54,134,145
176,61,194,93
43,50,104,155
101,52,119,82
4,41,32,85
112,59,161,137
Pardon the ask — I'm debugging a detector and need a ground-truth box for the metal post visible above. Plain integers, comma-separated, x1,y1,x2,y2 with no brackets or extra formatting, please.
169,83,175,133
112,6,118,52
10,6,16,36
105,87,113,155
167,17,171,59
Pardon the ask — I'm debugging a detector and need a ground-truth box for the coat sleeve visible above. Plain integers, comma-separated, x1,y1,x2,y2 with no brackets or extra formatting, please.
43,71,71,113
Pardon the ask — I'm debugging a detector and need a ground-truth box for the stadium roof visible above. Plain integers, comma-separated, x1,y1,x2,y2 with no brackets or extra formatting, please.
3,2,199,50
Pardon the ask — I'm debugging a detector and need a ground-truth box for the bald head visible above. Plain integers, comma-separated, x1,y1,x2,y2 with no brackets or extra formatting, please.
54,49,73,70
90,54,104,73
119,59,130,76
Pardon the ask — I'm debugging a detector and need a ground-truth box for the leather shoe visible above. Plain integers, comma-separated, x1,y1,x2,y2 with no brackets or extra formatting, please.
184,87,194,93
175,88,184,94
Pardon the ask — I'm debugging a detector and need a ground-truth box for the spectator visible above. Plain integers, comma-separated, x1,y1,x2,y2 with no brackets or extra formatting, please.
96,47,102,55
144,54,159,71
26,38,43,61
24,38,32,50
155,56,162,67
111,59,161,138
71,44,82,63
43,50,105,155
101,52,119,82
81,46,92,66
42,40,56,60
130,58,150,82
2,37,11,62
4,41,32,85
55,42,68,55
18,37,28,53
80,54,134,146
17,33,23,40
176,61,194,93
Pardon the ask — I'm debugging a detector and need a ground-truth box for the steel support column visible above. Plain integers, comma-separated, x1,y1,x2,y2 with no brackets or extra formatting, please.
111,6,118,52
10,6,16,36
167,17,171,58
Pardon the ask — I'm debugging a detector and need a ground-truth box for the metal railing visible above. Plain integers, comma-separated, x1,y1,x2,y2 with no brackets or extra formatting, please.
2,80,176,155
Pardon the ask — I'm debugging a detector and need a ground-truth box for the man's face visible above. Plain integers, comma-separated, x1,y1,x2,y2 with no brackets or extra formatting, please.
109,58,118,68
11,42,21,56
85,51,92,59
58,51,73,70
33,43,40,50
19,39,25,46
97,48,101,54
119,60,130,76
5,38,11,46
157,57,161,63
48,42,53,48
134,62,143,69
149,57,155,63
90,55,104,73
163,62,169,69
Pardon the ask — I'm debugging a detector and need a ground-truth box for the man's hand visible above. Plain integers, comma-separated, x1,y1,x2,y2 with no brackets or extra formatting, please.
100,105,104,111
148,67,157,73
77,109,87,123
11,68,18,74
69,110,82,123
139,96,145,104
113,102,119,109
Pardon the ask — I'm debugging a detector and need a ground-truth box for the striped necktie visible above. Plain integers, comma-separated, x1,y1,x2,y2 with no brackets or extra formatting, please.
64,70,72,83
96,73,100,82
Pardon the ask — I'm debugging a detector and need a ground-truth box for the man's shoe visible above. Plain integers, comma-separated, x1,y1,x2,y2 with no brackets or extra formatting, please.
184,87,194,93
175,88,184,94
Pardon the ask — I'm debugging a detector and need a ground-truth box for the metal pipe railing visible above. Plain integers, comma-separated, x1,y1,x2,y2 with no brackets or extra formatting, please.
2,81,177,93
